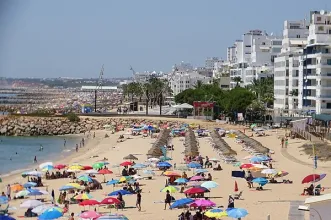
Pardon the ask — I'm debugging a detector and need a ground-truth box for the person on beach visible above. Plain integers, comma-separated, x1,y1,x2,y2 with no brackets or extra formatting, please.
34,156,37,163
39,144,43,151
75,144,78,152
164,190,172,210
228,194,235,208
136,190,142,211
82,138,85,146
64,139,66,147
6,184,11,200
281,137,285,148
285,138,288,148
51,189,55,204
93,132,95,138
69,212,74,220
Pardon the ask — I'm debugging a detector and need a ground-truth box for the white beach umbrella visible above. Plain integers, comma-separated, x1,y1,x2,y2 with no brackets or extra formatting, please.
133,174,143,180
253,164,268,169
20,200,43,208
261,169,277,175
85,169,99,175
26,171,43,177
243,155,253,160
148,158,160,162
39,162,53,169
32,204,53,214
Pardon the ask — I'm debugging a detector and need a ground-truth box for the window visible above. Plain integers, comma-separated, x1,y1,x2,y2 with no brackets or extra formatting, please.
262,42,266,45
272,41,282,45
272,48,281,53
317,16,322,22
245,45,251,47
318,26,324,31
296,35,301,38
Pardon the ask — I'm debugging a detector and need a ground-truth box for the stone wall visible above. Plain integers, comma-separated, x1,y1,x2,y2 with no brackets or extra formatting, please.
0,116,172,136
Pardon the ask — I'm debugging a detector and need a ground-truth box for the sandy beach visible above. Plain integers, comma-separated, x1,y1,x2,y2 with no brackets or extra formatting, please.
1,118,331,220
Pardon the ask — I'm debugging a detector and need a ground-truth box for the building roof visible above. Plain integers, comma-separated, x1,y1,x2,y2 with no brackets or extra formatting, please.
81,86,117,90
313,114,331,122
290,40,307,45
305,193,331,204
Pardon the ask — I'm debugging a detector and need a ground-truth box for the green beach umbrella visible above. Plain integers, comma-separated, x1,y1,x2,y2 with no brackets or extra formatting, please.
160,156,172,161
15,190,30,198
92,162,105,170
250,124,257,129
161,186,178,193
233,162,242,167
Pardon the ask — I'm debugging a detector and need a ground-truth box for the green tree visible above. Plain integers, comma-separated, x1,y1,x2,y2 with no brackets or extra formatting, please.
233,77,243,87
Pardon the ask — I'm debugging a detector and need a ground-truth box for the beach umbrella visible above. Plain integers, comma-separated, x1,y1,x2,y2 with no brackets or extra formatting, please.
0,196,8,205
20,200,43,208
123,154,138,160
201,181,219,189
59,185,75,191
195,169,208,174
159,156,172,161
93,162,106,170
74,193,93,200
209,158,220,162
85,169,99,175
190,199,216,208
28,189,48,196
26,171,43,177
240,164,253,169
186,182,202,187
161,186,179,193
78,175,93,183
119,176,133,183
79,199,100,206
184,187,206,194
248,166,263,172
120,161,133,167
164,171,181,177
176,166,191,171
233,162,242,167
39,162,53,169
250,157,263,163
261,169,277,175
142,170,155,175
234,181,239,192
41,165,54,171
275,171,289,178
23,182,37,188
97,214,129,220
82,165,93,170
132,174,143,180
170,198,194,209
53,164,67,170
302,174,321,184
38,207,63,220
11,184,24,192
317,173,327,182
108,190,132,196
187,162,202,169
132,163,147,169
157,162,172,168
174,178,189,184
205,209,227,218
190,176,204,181
68,165,84,171
147,158,160,162
80,211,101,219
32,204,54,215
15,190,30,198
98,169,113,175
0,216,16,220
226,208,248,218
100,197,121,205
253,164,268,169
252,177,268,186
106,179,119,185
66,183,83,189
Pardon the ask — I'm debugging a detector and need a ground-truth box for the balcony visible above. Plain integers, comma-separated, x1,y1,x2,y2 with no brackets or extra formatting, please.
317,95,331,100
318,63,331,68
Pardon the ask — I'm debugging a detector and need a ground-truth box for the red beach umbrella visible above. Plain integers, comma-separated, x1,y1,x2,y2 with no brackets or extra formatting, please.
184,187,206,194
302,174,321,184
98,169,113,175
240,163,253,169
100,197,121,205
120,161,133,166
54,164,67,170
79,199,100,206
234,181,238,192
82,165,93,170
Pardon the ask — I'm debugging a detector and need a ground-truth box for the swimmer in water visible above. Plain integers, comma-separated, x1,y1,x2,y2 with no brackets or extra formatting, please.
40,144,43,151
15,152,17,155
34,156,37,163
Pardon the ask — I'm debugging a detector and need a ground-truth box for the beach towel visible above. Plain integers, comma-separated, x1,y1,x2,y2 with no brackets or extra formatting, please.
232,171,245,178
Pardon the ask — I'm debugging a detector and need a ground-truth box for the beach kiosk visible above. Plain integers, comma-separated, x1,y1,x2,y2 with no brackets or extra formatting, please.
193,101,215,120
302,193,331,220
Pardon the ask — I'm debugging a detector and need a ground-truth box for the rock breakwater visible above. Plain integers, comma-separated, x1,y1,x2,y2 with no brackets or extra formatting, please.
0,116,179,136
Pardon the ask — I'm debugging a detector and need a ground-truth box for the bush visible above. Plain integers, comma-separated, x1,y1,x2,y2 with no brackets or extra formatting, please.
66,112,80,122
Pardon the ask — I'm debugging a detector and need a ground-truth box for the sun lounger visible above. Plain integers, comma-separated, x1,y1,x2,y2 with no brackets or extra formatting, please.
234,191,243,199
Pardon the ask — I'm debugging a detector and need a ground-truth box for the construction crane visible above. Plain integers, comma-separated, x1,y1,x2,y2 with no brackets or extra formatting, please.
94,65,104,112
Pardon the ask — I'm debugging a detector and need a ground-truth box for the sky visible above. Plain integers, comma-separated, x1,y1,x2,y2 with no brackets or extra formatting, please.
0,0,330,78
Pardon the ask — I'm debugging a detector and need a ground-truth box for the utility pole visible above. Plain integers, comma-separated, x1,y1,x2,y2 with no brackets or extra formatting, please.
94,65,104,112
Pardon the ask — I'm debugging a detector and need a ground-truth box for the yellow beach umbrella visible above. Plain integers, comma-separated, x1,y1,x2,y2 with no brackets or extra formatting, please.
66,183,83,189
74,193,93,200
205,209,228,218
68,165,84,170
160,185,178,193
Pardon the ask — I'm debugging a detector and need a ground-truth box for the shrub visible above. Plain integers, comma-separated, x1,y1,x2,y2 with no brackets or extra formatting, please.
66,112,80,122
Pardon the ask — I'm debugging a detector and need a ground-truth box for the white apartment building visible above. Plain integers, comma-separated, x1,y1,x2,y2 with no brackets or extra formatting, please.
205,57,221,69
169,71,211,95
274,20,309,112
227,46,236,63
176,61,194,72
298,10,331,114
229,30,282,88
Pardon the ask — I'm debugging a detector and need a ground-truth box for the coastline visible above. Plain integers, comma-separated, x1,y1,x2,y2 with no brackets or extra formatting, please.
0,130,117,189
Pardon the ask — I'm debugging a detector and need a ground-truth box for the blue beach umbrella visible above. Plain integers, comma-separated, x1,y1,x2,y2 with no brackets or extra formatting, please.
38,208,63,220
59,185,75,191
170,198,194,209
41,165,54,171
0,196,8,204
174,178,189,184
106,179,119,185
187,162,202,169
226,208,248,218
24,182,37,188
132,163,147,169
157,162,172,168
108,190,132,196
195,169,208,174
143,170,155,175
249,157,263,163
252,177,268,186
0,216,16,220
28,189,44,196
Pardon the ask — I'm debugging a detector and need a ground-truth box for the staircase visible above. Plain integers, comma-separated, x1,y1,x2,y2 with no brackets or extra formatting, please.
291,127,323,143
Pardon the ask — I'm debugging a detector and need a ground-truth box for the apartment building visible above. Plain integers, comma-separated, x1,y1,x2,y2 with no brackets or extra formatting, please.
169,71,211,95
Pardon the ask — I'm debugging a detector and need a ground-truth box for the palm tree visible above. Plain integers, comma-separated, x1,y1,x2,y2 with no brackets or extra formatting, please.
233,77,243,87
194,80,203,89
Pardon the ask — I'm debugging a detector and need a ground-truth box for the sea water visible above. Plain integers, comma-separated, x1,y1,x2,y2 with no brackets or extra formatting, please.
0,136,79,175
